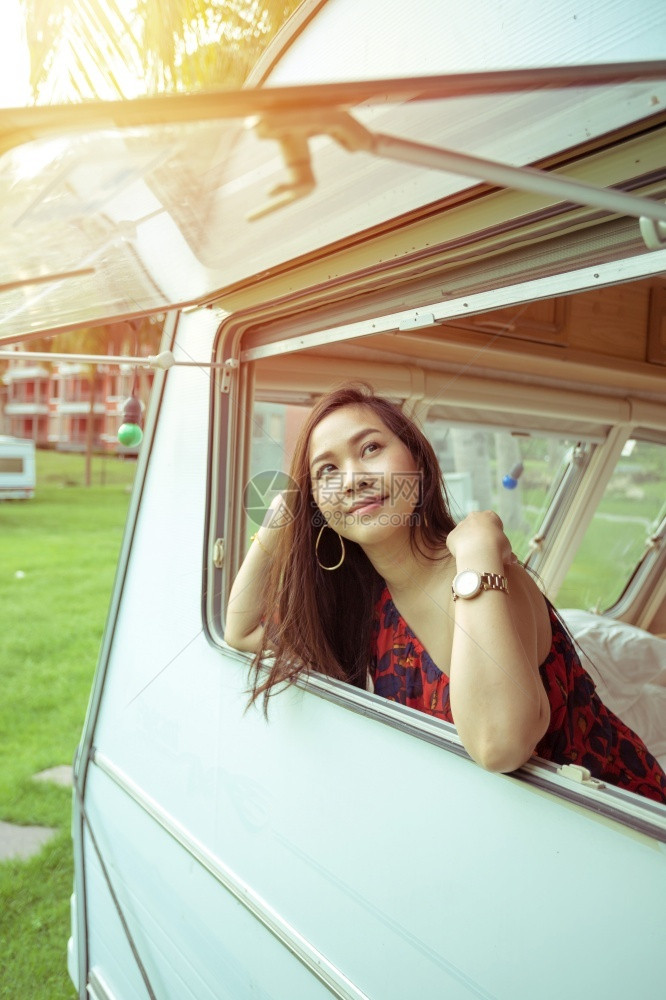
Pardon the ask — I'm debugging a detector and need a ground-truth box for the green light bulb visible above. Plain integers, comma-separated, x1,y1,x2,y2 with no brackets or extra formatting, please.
117,423,143,447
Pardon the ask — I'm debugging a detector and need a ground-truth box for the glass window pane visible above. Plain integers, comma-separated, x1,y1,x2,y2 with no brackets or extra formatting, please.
423,418,584,561
4,70,666,343
245,399,311,546
558,438,666,611
0,457,24,473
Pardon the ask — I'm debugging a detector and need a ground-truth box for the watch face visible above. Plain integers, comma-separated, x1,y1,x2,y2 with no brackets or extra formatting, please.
454,570,482,598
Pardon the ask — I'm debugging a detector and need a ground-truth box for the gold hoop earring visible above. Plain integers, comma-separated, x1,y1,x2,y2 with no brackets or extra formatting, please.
315,524,346,571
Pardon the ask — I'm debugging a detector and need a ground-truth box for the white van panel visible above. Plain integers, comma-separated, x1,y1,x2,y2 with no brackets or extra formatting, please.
82,769,347,1000
91,315,220,808
269,0,666,82
84,691,666,1000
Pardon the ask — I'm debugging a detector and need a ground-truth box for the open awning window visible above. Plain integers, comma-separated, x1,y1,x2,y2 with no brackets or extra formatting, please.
1,63,666,344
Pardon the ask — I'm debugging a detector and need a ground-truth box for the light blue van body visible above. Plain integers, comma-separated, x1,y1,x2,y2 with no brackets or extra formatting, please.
3,1,663,997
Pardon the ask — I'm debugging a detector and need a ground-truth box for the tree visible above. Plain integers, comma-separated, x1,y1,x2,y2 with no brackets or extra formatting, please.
22,0,303,103
18,2,303,468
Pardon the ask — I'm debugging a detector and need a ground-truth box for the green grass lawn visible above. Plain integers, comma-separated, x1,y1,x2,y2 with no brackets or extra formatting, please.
0,449,136,999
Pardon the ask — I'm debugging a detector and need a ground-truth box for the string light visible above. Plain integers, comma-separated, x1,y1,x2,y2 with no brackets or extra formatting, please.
117,368,143,447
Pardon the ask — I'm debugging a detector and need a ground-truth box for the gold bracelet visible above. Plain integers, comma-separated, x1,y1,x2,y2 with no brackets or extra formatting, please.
250,532,270,556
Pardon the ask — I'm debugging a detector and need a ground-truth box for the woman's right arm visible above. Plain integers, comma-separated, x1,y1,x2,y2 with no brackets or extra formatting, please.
224,523,276,652
225,490,291,651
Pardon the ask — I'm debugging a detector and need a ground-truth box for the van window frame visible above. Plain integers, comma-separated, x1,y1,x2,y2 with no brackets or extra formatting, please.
209,297,666,842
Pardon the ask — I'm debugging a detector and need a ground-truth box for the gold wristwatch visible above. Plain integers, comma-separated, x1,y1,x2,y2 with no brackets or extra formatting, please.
452,570,509,601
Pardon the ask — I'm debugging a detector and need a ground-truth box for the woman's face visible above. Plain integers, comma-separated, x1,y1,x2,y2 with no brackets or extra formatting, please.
308,404,421,544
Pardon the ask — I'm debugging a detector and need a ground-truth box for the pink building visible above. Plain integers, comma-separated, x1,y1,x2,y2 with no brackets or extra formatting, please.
2,353,153,452
2,360,50,445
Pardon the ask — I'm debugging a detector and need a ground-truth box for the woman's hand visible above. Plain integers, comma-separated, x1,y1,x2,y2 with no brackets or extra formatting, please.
224,492,287,652
252,491,290,556
446,510,517,568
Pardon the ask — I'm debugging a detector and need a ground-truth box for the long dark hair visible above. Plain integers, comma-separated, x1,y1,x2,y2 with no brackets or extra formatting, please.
248,382,456,709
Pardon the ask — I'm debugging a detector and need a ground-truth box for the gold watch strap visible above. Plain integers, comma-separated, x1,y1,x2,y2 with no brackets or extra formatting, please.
480,572,509,594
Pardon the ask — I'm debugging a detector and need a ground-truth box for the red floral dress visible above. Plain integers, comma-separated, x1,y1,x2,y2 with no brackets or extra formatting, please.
371,587,666,804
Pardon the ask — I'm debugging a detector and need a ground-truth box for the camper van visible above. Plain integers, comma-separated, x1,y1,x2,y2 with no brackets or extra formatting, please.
0,436,35,500
1,0,665,997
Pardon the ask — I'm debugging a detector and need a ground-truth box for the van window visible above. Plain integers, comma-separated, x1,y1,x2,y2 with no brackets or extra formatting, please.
245,398,591,565
558,436,666,611
244,399,311,544
217,362,665,833
422,416,590,563
0,457,24,473
243,392,602,580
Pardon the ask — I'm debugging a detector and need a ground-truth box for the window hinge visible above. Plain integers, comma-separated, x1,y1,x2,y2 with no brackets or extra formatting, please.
213,538,225,568
220,358,239,394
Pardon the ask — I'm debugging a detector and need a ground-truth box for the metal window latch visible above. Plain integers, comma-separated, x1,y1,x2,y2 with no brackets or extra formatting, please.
247,109,666,248
557,763,605,789
245,120,316,220
246,110,374,220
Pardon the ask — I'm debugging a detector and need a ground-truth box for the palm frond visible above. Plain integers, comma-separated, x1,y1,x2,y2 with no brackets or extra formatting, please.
22,0,305,102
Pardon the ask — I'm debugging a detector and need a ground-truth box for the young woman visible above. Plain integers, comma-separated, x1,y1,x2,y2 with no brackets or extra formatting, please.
225,383,666,803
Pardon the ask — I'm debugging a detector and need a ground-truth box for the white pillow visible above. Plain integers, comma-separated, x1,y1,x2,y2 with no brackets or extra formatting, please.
560,610,666,771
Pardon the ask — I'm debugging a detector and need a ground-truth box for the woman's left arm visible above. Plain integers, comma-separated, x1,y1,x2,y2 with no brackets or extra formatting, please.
446,511,552,773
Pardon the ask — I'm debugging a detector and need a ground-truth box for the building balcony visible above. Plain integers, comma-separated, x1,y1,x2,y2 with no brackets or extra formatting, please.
55,402,108,415
4,402,49,415
3,366,50,382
